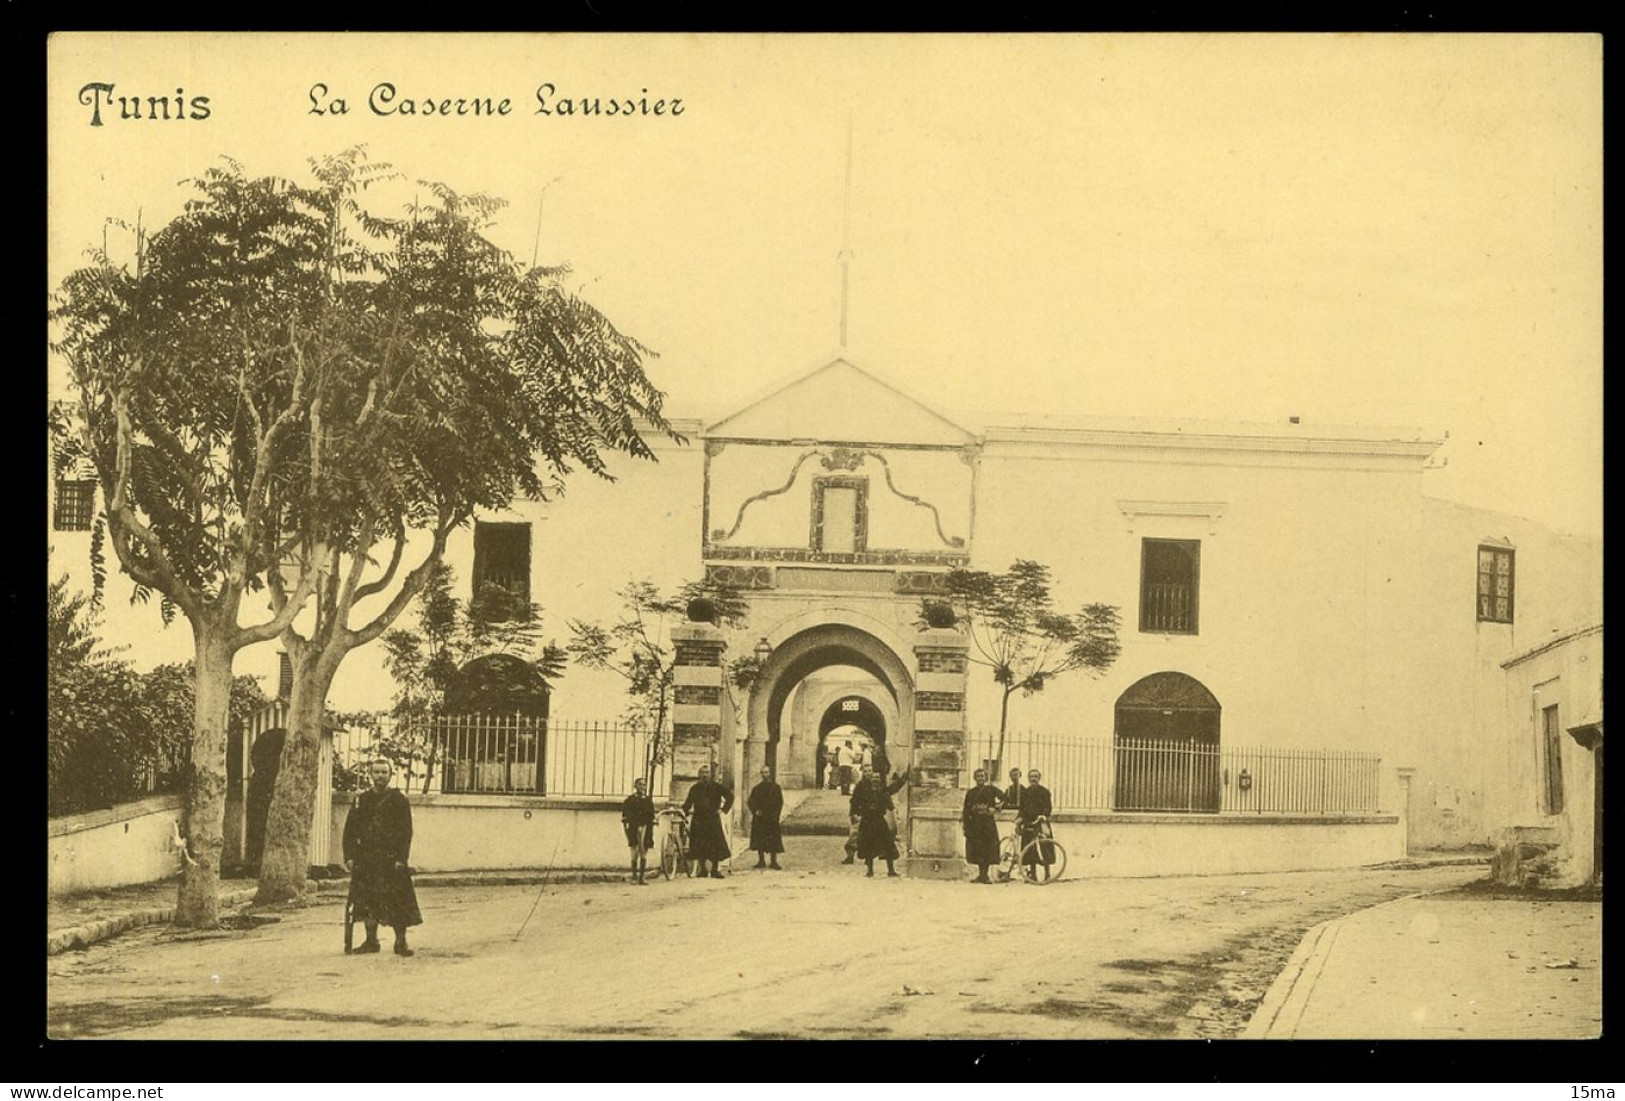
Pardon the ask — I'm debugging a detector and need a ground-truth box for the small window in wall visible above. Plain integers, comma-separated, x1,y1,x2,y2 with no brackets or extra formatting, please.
1478,546,1515,623
812,477,867,553
53,479,95,531
1140,539,1200,634
1542,704,1565,815
473,522,531,612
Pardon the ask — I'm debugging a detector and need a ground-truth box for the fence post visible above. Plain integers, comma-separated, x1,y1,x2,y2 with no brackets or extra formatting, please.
1394,766,1414,858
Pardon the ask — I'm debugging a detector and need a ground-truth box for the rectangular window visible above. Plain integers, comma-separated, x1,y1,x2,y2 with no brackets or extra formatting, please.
1542,703,1564,815
1477,546,1515,623
472,522,531,611
811,477,868,553
53,479,95,531
1140,538,1200,634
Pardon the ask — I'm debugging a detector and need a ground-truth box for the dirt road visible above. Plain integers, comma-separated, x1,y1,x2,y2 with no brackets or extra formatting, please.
47,841,1483,1039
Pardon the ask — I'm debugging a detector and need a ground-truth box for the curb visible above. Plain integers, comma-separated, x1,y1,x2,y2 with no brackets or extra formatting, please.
47,879,338,957
1241,890,1432,1039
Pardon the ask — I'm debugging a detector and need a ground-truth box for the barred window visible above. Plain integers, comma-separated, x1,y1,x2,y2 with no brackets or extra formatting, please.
1140,538,1200,635
1477,546,1515,624
473,522,531,613
53,479,95,531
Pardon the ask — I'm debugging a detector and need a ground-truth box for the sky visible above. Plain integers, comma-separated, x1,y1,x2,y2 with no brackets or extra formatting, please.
48,33,1603,538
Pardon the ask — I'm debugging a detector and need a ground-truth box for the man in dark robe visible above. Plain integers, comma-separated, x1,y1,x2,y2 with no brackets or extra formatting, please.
747,767,785,870
683,764,734,879
1004,767,1024,810
1017,768,1056,882
961,767,1005,884
841,767,873,864
343,759,422,956
851,764,906,877
620,777,656,885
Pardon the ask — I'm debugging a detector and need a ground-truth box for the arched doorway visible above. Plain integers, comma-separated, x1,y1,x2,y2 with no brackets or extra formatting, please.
440,654,551,794
746,621,916,793
445,653,551,717
816,695,888,789
1113,672,1221,812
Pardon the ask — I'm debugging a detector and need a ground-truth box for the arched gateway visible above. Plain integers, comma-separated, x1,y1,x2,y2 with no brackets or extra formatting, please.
744,622,916,792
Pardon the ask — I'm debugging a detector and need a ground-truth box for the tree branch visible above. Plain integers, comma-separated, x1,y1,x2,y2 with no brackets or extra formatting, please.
345,516,454,648
89,388,203,621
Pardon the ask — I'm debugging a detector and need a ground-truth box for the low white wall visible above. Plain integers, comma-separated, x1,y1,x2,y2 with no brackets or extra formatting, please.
914,809,1403,878
49,795,184,896
328,793,702,872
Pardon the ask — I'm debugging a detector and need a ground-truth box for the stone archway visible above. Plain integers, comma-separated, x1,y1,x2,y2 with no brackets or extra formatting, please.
745,622,916,796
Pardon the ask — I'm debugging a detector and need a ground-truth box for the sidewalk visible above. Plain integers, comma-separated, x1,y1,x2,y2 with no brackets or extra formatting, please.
1245,885,1602,1038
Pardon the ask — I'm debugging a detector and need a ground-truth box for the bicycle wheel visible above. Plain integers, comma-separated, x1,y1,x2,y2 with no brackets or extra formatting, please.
996,833,1020,882
660,831,682,880
1019,836,1067,884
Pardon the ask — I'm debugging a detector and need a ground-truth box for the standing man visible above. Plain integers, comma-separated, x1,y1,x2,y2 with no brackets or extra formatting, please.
343,759,422,957
747,767,785,870
1017,768,1056,882
1004,767,1025,810
620,777,656,885
851,764,905,877
837,741,856,795
961,768,1005,884
683,764,734,879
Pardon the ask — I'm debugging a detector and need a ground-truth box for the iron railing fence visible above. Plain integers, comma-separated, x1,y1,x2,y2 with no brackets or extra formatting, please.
965,733,1382,815
332,715,670,799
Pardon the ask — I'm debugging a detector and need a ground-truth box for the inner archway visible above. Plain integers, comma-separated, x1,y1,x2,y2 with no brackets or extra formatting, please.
745,621,915,794
816,694,889,788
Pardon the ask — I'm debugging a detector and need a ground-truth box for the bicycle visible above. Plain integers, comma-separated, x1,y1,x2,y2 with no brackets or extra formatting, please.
996,814,1067,885
657,806,692,880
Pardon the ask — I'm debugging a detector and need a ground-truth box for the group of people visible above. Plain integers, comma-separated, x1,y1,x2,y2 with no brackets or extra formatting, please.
820,738,876,795
335,755,1060,960
961,766,1055,883
617,764,782,881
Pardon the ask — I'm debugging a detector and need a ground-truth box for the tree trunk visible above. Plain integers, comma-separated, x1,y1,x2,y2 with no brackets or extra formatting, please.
255,651,340,904
175,632,234,928
993,688,1014,777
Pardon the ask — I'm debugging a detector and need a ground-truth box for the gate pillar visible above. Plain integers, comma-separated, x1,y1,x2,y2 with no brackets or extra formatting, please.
905,626,970,878
670,624,728,805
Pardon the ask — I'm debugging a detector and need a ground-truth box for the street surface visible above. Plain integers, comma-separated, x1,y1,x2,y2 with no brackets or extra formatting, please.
48,846,1488,1039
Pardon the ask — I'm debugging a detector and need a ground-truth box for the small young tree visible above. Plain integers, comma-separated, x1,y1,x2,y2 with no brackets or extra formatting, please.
926,559,1121,771
566,580,745,789
376,562,566,794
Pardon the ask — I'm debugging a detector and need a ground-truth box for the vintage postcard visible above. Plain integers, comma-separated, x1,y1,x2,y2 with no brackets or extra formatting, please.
45,32,1602,1043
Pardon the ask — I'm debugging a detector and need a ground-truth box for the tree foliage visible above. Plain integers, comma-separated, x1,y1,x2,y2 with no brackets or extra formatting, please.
566,579,745,786
48,573,268,816
925,559,1121,760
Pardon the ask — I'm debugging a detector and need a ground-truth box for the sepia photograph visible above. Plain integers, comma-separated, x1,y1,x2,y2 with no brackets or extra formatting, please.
44,31,1602,1045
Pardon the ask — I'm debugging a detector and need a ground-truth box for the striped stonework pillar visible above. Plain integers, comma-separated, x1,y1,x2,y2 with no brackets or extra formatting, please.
906,627,971,877
669,623,728,803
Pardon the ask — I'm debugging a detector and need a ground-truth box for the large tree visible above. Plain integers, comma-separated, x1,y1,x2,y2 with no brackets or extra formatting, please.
928,559,1122,770
252,156,674,903
51,160,346,925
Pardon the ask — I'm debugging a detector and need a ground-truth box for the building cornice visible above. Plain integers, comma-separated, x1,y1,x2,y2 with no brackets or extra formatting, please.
980,424,1443,460
1500,623,1603,670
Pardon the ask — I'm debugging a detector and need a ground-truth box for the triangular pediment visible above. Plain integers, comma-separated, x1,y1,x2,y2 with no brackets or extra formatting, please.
706,356,976,446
